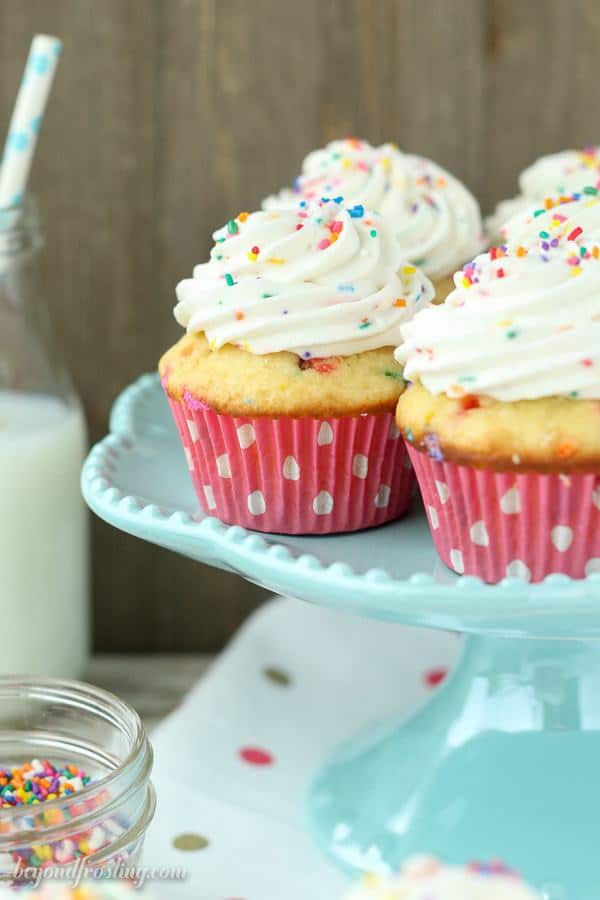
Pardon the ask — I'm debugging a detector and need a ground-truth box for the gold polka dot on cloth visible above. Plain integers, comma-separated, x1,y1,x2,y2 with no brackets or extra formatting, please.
172,832,209,851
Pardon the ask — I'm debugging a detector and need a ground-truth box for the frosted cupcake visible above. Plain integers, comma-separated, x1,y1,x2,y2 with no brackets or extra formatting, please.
486,146,600,241
160,199,433,534
263,139,484,302
343,856,539,899
396,204,600,582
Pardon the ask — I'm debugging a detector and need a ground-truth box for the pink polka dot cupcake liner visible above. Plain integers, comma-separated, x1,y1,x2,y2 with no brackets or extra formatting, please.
408,446,600,583
167,393,415,534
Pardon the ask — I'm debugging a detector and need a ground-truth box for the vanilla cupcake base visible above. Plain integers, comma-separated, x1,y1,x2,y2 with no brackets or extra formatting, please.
397,381,600,472
398,382,600,582
161,333,416,533
161,333,405,417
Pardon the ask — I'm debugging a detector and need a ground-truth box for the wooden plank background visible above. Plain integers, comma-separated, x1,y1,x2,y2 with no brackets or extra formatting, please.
0,0,598,651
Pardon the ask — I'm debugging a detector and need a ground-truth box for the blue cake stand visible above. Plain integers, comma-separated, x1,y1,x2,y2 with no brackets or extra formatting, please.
82,374,600,899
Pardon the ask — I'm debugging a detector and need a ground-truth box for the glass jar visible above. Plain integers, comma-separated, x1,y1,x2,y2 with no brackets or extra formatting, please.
0,676,155,882
0,197,90,678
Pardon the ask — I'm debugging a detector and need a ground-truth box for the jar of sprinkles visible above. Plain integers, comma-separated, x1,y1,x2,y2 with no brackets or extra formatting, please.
0,677,155,883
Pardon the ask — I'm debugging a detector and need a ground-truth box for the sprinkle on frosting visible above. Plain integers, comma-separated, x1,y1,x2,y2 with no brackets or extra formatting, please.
174,198,434,358
262,138,484,280
487,146,600,240
397,202,600,402
501,186,600,247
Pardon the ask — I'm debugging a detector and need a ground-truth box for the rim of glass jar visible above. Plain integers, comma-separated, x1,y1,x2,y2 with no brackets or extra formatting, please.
0,676,153,846
79,780,157,867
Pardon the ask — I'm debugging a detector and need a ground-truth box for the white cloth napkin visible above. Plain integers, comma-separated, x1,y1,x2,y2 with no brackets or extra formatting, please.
144,597,461,900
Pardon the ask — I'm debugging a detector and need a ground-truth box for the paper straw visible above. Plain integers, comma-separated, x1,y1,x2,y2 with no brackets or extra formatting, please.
0,34,62,209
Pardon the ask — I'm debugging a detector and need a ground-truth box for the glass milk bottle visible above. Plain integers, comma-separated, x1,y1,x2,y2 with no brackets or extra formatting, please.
0,198,89,677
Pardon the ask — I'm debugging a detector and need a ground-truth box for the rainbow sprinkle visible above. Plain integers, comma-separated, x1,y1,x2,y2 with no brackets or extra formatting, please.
0,759,91,807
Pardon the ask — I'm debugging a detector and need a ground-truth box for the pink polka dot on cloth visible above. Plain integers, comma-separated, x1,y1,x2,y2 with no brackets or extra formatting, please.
423,667,448,688
239,746,274,766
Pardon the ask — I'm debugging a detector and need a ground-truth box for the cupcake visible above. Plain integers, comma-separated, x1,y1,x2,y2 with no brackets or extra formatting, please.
396,204,600,583
343,856,539,899
263,138,484,302
160,198,433,534
486,146,600,242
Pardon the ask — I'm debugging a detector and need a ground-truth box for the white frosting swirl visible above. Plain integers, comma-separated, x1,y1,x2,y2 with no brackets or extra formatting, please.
502,191,600,244
397,206,600,401
263,139,484,281
486,146,600,240
175,200,433,358
343,856,539,900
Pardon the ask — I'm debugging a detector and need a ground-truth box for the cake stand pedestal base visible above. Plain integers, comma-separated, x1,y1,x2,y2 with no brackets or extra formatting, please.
309,634,600,898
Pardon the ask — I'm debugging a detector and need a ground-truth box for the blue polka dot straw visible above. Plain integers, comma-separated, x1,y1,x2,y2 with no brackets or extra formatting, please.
0,34,63,210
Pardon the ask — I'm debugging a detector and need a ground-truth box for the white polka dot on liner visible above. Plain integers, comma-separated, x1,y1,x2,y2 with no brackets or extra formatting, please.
186,419,199,442
374,485,391,508
500,486,521,515
184,447,194,471
216,453,231,478
352,454,369,479
506,559,531,581
237,424,256,449
551,525,574,553
435,480,450,504
313,491,334,515
247,490,266,515
282,456,300,480
449,549,464,574
317,422,334,446
203,485,216,510
585,559,600,576
427,506,439,529
469,520,489,547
